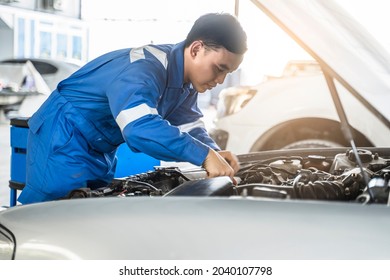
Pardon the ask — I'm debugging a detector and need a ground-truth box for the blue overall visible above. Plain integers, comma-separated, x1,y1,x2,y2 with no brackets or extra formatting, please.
18,41,219,204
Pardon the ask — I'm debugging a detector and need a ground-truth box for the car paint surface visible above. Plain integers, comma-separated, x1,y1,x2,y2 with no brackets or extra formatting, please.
1,196,390,260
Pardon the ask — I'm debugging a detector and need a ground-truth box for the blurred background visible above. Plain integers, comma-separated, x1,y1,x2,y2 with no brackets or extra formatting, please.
1,0,389,113
1,0,389,117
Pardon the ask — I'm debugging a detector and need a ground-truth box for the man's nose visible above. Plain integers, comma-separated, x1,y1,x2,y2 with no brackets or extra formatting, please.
215,73,227,85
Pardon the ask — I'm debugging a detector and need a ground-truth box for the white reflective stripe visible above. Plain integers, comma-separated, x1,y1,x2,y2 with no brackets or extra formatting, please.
178,119,206,133
145,46,168,69
129,47,145,63
129,45,168,69
116,103,158,131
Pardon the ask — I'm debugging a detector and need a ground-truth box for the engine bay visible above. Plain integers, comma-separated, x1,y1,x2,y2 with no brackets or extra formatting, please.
67,148,390,205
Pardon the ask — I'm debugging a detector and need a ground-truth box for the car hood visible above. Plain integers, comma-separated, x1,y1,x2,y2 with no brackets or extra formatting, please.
251,0,390,126
0,60,51,95
2,196,390,259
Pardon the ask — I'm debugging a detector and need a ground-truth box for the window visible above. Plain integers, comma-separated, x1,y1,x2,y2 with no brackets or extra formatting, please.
17,18,25,57
39,31,52,57
72,35,81,60
57,33,67,58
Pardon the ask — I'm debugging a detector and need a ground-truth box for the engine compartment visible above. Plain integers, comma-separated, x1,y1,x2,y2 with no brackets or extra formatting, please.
67,148,390,205
236,148,389,203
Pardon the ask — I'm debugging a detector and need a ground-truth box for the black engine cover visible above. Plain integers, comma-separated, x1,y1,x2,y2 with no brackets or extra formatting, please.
165,176,236,196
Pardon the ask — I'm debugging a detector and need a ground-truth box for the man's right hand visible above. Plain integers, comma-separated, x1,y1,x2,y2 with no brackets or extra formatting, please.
202,148,237,184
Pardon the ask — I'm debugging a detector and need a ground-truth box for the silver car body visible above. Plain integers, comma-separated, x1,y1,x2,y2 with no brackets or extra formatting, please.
214,73,390,153
1,192,389,260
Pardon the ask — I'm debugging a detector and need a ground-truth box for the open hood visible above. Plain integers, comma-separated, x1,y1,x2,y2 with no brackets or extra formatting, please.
0,60,51,95
251,0,390,127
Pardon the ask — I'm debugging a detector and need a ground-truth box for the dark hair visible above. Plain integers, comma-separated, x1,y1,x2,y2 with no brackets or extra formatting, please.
185,13,247,54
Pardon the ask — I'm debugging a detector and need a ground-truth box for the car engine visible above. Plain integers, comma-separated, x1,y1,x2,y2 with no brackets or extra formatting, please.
67,148,390,205
235,148,389,204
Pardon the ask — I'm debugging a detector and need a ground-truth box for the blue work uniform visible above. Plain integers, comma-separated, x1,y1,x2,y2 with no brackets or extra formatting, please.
18,41,219,204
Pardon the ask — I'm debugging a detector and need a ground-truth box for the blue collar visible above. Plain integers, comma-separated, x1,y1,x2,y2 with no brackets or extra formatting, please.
166,41,193,91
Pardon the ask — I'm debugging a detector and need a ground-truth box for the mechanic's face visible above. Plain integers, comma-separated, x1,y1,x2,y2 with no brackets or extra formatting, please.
185,41,243,93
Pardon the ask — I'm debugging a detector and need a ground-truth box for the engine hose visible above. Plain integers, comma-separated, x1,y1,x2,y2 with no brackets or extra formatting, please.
295,181,347,200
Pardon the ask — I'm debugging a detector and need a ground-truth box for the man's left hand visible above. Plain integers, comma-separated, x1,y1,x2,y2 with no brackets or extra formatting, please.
217,150,240,174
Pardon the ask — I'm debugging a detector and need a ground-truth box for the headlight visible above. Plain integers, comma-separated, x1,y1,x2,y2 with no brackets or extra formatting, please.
216,86,257,118
0,226,15,260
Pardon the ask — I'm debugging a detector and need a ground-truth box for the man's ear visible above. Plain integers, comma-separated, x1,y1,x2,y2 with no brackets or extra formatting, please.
189,40,203,58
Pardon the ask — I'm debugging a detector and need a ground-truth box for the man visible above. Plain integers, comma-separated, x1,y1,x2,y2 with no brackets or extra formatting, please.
18,13,247,204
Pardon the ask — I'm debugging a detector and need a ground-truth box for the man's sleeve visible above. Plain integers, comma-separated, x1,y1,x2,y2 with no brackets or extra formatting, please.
169,91,221,151
106,60,210,166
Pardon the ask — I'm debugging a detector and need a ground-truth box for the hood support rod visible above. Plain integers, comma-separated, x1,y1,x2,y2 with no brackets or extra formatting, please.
323,72,373,200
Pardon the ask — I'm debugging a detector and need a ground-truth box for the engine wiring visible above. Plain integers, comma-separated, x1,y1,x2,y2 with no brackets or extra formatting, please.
64,149,390,205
